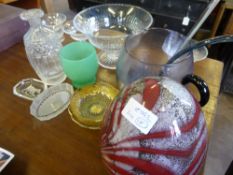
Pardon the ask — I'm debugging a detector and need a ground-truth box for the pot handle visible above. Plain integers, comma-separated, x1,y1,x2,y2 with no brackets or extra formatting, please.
181,74,209,106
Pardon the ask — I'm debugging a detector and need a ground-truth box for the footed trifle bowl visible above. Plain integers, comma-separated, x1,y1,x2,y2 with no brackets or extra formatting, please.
73,4,153,69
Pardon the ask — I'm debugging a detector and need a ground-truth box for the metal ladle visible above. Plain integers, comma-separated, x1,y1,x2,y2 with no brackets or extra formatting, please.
167,35,233,64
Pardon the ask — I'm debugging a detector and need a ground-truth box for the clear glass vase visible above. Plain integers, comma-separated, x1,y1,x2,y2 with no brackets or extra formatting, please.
20,9,66,85
41,12,67,42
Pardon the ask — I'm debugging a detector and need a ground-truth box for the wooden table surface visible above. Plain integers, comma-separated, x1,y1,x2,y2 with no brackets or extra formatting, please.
0,41,223,175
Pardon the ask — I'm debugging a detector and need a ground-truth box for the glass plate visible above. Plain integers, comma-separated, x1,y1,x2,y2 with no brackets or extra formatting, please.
30,83,74,121
13,78,47,100
69,82,119,129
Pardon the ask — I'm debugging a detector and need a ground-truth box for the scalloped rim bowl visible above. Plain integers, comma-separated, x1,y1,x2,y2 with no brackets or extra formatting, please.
73,4,153,69
73,3,153,39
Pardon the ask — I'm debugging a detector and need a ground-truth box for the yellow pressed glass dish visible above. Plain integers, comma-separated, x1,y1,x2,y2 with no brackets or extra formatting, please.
69,82,119,129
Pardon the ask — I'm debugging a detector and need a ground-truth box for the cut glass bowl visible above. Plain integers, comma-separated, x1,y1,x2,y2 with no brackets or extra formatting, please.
73,4,153,69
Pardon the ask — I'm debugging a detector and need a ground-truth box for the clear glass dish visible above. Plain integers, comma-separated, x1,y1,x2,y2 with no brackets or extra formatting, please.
30,83,74,121
73,4,153,69
13,78,47,100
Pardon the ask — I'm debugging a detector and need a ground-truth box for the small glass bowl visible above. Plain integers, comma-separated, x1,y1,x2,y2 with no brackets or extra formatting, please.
30,83,74,121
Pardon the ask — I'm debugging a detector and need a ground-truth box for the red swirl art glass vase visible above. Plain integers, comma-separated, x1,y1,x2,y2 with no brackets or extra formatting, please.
101,77,208,175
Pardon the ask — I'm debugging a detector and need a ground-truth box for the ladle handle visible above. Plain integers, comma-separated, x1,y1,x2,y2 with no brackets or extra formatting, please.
182,74,209,106
167,35,233,64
